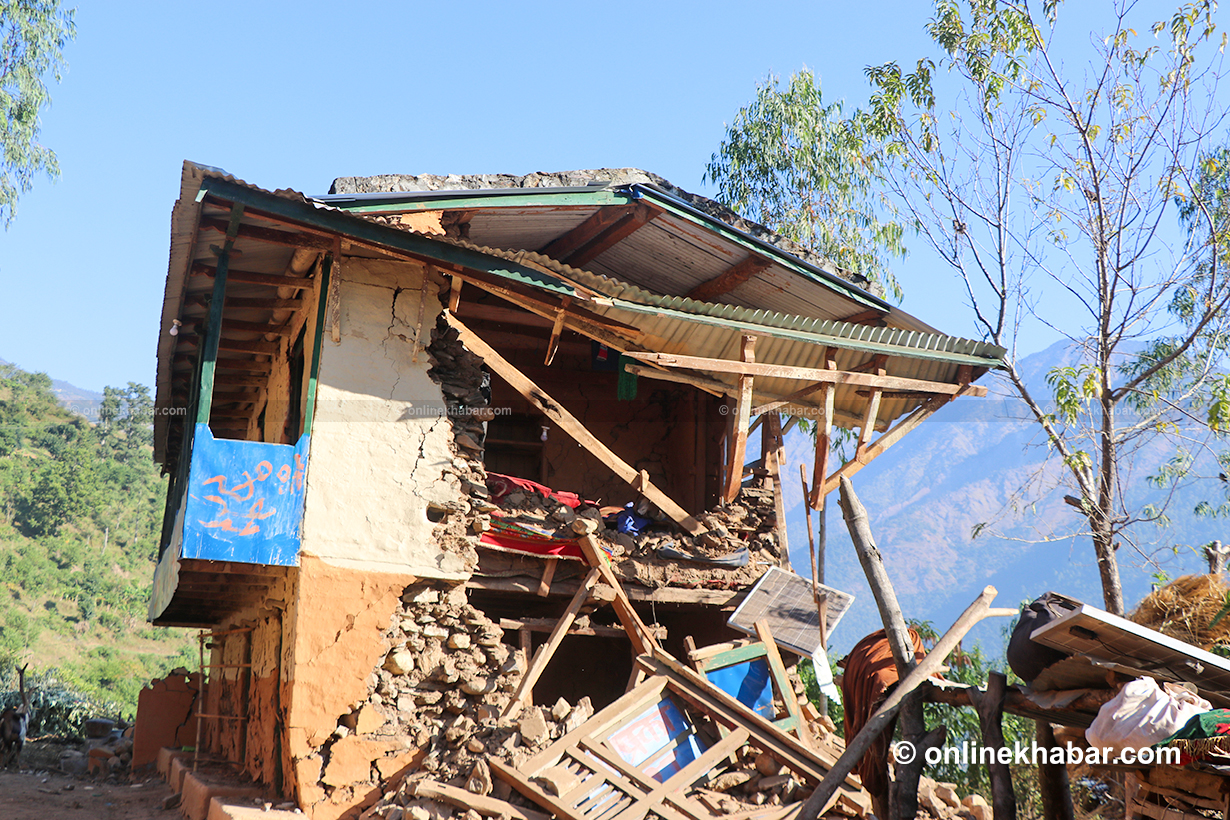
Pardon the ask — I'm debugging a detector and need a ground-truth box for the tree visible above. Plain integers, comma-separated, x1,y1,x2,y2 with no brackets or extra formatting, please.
705,70,910,300
0,0,76,227
856,0,1230,614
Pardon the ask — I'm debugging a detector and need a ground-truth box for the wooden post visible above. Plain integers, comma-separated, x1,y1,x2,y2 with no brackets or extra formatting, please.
837,474,929,820
763,411,791,569
800,464,817,596
1206,540,1229,574
576,534,661,656
799,587,1000,820
808,348,837,510
197,204,245,426
968,672,1016,820
723,335,757,503
1036,720,1075,820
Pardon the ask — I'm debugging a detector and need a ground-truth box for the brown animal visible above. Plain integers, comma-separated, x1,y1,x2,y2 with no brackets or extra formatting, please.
0,664,31,770
841,630,926,820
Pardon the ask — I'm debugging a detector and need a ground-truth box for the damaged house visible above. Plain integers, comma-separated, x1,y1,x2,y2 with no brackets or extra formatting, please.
143,162,1004,819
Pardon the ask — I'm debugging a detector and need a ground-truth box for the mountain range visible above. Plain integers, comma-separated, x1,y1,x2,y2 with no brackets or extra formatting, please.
776,339,1228,659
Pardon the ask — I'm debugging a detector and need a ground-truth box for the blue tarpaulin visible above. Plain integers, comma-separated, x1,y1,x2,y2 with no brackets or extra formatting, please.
706,658,774,719
180,424,309,566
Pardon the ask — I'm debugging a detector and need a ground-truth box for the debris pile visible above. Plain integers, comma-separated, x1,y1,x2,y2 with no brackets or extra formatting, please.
308,581,594,817
916,777,990,820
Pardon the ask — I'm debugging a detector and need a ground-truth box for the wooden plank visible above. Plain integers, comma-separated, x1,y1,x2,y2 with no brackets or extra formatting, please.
465,574,744,607
753,620,813,750
724,335,756,503
687,255,772,302
505,568,601,717
545,300,570,366
856,388,882,458
490,757,602,820
627,352,988,397
699,642,769,672
448,314,704,535
577,535,662,657
201,216,333,251
567,205,658,267
499,618,660,639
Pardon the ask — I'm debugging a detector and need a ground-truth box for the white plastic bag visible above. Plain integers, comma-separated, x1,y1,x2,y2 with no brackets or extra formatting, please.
1085,677,1210,754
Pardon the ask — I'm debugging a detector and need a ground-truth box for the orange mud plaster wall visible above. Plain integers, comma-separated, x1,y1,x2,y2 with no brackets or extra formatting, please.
302,256,473,577
284,555,423,820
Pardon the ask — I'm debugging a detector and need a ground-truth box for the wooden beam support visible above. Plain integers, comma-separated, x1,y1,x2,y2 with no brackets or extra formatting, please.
200,217,334,251
751,382,828,416
504,568,601,718
753,619,813,749
627,352,988,398
723,335,757,503
447,313,705,535
808,382,834,510
543,298,570,366
857,389,883,458
762,412,791,569
687,254,772,302
577,534,663,657
539,203,658,266
191,262,314,290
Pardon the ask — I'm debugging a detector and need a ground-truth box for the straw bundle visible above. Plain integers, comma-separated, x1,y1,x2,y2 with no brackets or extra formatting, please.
1129,574,1230,651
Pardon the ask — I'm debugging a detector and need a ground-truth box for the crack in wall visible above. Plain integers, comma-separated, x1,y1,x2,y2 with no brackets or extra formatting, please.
384,286,409,399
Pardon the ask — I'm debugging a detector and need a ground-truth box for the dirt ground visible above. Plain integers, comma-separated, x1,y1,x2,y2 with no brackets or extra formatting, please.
0,739,180,820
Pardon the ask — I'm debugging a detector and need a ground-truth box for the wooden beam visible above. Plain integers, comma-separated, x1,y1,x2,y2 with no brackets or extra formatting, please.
544,298,570,366
191,262,314,290
200,217,333,251
448,313,705,535
498,618,666,640
723,335,756,503
857,389,882,458
627,352,988,398
687,255,771,302
539,204,658,266
410,780,551,820
504,568,601,718
464,575,742,607
753,619,813,749
577,534,663,656
219,319,294,336
808,383,834,510
185,294,305,311
837,309,887,326
762,412,791,570
820,394,962,495
751,382,828,416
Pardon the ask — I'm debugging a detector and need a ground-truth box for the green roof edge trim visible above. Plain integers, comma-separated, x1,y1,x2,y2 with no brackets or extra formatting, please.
325,189,635,213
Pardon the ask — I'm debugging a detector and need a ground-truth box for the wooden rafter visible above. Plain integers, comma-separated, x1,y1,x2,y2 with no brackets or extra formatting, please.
184,294,304,311
446,313,706,535
627,351,988,397
686,254,771,302
191,262,314,290
538,204,658,267
200,217,333,251
837,308,887,326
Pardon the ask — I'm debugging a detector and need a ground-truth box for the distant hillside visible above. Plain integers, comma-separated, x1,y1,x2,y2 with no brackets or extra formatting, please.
0,356,103,412
0,361,193,718
777,340,1228,658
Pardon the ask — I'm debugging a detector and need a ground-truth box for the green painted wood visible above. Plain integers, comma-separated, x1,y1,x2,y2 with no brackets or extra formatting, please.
302,254,331,435
699,642,769,672
196,204,244,426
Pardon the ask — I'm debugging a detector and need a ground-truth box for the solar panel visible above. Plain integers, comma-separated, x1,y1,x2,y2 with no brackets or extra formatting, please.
727,567,854,657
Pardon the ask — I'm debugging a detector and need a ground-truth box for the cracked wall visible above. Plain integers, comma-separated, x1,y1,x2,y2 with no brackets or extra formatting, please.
301,256,471,577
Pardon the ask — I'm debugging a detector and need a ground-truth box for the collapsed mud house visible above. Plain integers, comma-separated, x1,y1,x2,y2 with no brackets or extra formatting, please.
143,162,1004,818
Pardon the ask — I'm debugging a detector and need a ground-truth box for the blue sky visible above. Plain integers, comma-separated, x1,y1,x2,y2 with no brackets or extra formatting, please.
1,0,987,391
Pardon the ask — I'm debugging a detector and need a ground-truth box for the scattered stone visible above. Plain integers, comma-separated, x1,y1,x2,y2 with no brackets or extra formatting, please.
754,752,783,777
710,771,754,792
518,707,550,747
385,649,416,675
466,759,493,796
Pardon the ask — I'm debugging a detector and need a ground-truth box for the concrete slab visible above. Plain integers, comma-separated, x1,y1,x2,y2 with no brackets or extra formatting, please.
207,797,303,819
180,770,266,820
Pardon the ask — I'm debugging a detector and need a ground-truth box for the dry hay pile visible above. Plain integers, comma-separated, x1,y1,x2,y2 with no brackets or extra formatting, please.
1129,574,1230,651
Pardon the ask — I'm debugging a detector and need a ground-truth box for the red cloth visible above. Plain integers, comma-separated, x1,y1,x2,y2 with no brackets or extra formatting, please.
486,472,594,509
478,528,583,560
841,629,926,810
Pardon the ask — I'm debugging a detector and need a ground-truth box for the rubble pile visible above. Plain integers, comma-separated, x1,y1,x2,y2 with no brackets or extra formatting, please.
310,581,595,818
916,777,992,820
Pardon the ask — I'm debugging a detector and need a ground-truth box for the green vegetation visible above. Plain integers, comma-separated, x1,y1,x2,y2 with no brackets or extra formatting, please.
0,362,194,727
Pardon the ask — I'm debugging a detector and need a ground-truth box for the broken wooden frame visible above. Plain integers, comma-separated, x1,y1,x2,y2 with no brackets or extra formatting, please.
682,620,814,751
491,651,869,820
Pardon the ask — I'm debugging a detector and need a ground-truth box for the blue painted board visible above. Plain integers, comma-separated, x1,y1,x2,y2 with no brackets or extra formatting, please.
180,424,309,566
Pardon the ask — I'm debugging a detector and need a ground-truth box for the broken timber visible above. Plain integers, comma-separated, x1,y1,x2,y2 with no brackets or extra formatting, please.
446,312,706,535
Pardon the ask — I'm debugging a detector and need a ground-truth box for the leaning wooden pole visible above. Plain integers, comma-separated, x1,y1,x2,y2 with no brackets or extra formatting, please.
837,475,927,820
798,586,999,820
